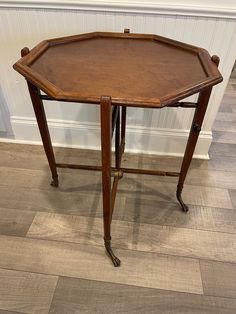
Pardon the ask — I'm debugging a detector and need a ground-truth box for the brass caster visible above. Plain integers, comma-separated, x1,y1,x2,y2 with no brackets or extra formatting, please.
50,177,59,187
177,192,189,213
104,239,121,267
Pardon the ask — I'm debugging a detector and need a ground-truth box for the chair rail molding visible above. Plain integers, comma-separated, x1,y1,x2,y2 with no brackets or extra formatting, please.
1,0,236,18
1,1,236,157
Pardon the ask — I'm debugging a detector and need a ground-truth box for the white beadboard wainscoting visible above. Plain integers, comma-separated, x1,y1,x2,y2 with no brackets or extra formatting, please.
1,1,236,158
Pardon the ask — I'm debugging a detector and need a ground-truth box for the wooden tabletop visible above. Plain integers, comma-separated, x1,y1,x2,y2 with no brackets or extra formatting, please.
13,31,223,108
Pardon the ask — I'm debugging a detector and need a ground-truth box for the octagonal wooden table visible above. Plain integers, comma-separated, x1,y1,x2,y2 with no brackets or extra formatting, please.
13,29,223,267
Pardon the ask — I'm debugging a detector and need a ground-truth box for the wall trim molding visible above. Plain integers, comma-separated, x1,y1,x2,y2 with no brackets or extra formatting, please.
0,116,211,159
0,0,236,19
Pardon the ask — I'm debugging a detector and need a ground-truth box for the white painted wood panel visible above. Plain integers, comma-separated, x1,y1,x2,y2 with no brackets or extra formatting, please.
1,1,236,19
0,3,236,157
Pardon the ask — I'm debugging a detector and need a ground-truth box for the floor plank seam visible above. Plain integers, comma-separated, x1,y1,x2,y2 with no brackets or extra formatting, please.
47,276,60,314
26,210,236,235
0,310,27,314
1,265,236,302
0,265,203,297
3,233,236,269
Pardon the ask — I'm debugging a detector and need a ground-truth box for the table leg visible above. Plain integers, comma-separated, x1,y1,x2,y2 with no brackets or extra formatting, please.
21,47,58,187
100,96,120,267
115,106,120,168
121,106,127,154
177,86,213,212
27,82,59,187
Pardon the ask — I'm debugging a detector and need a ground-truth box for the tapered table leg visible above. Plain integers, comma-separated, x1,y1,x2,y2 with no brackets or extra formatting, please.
177,87,213,212
121,106,127,154
100,96,120,267
177,55,220,212
21,47,58,187
28,83,59,187
115,106,120,168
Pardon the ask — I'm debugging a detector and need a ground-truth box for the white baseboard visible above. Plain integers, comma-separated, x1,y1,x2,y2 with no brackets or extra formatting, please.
0,116,211,159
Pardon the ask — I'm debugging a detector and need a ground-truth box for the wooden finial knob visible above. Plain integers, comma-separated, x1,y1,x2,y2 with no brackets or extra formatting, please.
21,47,30,57
124,29,130,34
100,95,112,105
211,55,220,67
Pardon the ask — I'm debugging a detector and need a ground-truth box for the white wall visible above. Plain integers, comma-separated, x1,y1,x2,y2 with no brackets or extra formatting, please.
0,0,236,158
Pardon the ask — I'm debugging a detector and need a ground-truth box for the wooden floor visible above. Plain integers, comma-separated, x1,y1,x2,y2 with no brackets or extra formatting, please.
0,73,236,313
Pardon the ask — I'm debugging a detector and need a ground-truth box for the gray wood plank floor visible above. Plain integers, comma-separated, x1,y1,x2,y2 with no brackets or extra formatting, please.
49,277,236,314
0,74,236,313
0,268,58,314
